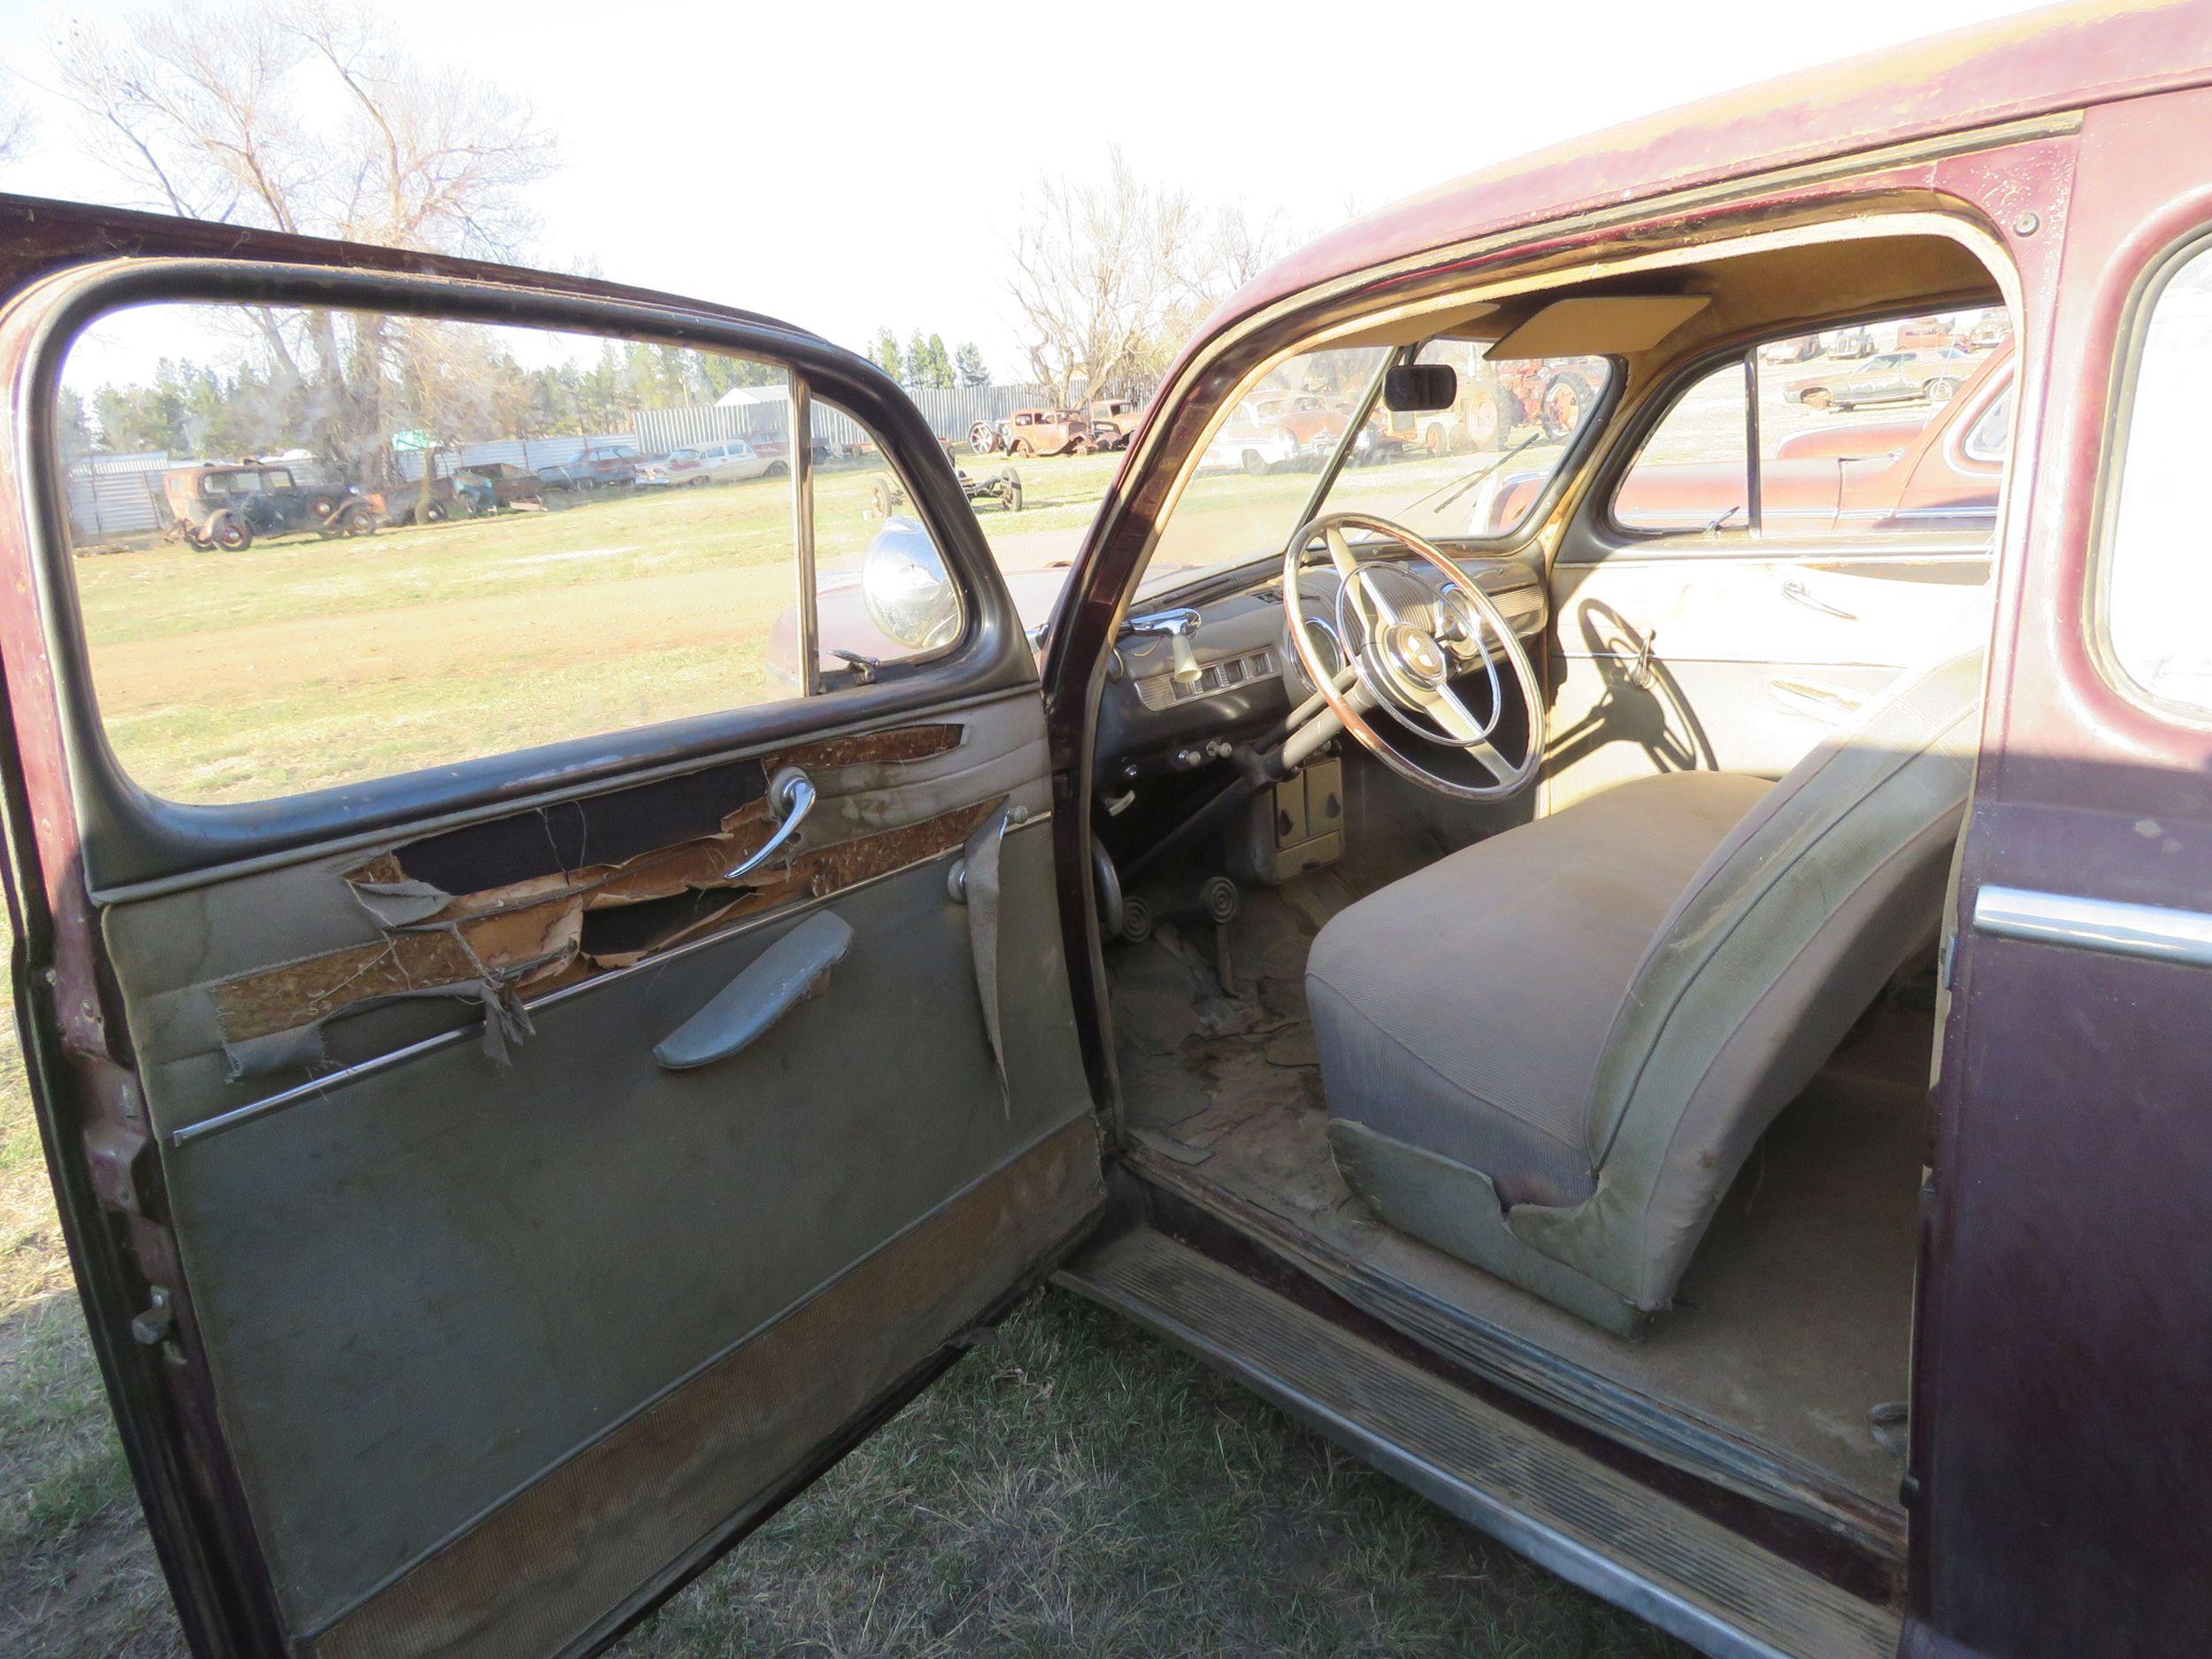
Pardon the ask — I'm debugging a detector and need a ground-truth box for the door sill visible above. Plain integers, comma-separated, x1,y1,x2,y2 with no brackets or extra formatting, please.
1125,1145,1907,1563
1059,1225,1900,1659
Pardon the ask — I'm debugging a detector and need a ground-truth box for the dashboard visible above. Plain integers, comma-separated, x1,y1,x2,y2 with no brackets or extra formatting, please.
1094,549,1549,787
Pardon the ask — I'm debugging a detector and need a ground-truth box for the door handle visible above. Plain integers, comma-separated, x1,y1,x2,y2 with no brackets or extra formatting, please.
1780,577,1856,620
725,767,816,882
652,910,854,1071
1768,675,1864,724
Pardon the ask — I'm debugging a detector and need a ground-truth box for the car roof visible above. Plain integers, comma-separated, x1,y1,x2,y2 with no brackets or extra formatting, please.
1218,0,2212,331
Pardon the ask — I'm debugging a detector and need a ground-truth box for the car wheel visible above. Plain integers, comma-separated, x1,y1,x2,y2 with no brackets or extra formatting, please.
1924,377,1961,404
1801,388,1834,411
1002,473,1024,512
339,503,375,538
867,475,899,518
207,510,251,552
687,474,712,487
764,460,788,478
419,499,449,524
1539,372,1593,439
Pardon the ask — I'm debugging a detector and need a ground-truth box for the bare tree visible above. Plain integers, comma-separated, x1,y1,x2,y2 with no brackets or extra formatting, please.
51,0,557,483
1008,150,1299,404
1007,148,1203,406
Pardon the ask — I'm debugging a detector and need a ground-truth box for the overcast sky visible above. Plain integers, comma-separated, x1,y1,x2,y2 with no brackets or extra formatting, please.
2,0,2042,381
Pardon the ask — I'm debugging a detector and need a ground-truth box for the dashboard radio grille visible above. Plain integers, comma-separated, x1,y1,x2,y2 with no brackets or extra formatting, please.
1133,645,1279,711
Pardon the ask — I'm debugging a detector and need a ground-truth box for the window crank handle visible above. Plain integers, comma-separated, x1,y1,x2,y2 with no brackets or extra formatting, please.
725,768,816,881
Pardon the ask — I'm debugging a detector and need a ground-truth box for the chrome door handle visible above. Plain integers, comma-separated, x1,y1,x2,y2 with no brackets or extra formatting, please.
725,767,816,881
1781,577,1856,620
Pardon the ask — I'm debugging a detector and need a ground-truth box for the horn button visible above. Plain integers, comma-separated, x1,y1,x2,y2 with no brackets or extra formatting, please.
1377,620,1450,693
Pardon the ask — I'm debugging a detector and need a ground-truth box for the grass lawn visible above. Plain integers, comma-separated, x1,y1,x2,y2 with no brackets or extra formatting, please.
5,444,1690,1657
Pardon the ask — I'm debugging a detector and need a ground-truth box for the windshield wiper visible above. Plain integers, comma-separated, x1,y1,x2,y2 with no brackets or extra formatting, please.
1403,433,1543,518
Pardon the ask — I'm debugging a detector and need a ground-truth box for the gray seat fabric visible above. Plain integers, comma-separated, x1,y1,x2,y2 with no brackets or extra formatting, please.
1313,645,1981,1331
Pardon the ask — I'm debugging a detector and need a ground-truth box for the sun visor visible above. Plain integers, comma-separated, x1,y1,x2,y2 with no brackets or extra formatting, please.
1487,295,1710,359
1325,300,1499,351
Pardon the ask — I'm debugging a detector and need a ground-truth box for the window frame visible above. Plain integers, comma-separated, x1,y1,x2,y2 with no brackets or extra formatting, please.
21,256,1030,892
2089,220,2212,727
1594,309,2011,559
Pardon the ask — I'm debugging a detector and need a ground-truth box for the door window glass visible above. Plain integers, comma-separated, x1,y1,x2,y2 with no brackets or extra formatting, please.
1612,361,1752,534
1613,309,2011,542
2104,242,2212,712
55,300,956,803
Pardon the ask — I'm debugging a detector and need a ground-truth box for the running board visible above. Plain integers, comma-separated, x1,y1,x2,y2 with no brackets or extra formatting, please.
1057,1227,1899,1659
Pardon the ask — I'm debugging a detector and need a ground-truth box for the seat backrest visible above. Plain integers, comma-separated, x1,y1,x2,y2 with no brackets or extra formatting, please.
1510,643,1983,1312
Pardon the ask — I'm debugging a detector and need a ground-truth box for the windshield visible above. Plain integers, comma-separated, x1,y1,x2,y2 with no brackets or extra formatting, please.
1145,337,1611,590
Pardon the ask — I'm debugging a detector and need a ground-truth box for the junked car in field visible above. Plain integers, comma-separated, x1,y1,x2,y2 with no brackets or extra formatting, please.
536,441,649,489
155,460,375,549
634,436,786,488
9,6,2212,1659
1786,346,1978,409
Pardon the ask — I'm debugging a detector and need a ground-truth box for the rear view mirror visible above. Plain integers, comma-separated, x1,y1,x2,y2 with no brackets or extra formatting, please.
1383,363,1457,412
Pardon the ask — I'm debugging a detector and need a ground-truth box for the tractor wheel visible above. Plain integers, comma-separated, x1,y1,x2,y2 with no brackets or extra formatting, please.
1801,388,1834,411
867,475,899,518
1463,389,1507,450
969,420,999,455
1424,423,1448,457
337,503,376,538
1538,372,1595,440
206,510,252,553
1924,376,1961,405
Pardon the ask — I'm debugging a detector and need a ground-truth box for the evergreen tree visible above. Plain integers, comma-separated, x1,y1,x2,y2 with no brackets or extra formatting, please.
868,327,904,384
954,342,990,388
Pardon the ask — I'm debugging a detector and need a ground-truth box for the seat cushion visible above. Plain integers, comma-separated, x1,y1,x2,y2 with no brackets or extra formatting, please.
1309,770,1770,1209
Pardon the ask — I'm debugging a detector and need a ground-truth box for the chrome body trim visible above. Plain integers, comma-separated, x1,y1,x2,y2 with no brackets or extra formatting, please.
167,813,1055,1150
1971,883,2212,968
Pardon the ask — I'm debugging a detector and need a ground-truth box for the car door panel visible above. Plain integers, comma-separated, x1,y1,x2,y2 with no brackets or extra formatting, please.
0,217,1102,1659
88,695,1095,1647
1546,549,1991,810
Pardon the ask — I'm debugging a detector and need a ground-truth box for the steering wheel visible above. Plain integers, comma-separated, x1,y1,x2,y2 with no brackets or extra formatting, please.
1279,511,1544,802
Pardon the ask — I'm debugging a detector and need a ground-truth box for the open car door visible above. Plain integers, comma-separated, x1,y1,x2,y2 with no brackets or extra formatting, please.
0,199,1101,1658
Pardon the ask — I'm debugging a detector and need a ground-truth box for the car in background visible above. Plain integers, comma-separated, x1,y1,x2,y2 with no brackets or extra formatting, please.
537,442,649,490
1784,347,1975,410
1000,407,1096,457
1087,397,1143,450
454,462,545,511
154,461,374,550
635,438,787,488
1199,390,1350,474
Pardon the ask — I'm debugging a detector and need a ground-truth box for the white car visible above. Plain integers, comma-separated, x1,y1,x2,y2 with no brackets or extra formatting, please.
634,437,784,488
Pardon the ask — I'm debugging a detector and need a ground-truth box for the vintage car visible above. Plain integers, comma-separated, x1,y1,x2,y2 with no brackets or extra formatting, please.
536,442,649,489
1785,346,1978,409
7,7,2211,1659
1087,396,1143,450
634,436,785,488
155,460,375,549
1198,388,1352,472
453,460,545,511
1000,405,1094,457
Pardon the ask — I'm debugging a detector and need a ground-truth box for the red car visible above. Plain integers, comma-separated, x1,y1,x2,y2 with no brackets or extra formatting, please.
6,8,2212,1659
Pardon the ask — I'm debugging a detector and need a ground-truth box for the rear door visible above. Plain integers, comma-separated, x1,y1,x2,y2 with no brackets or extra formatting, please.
1544,319,2008,813
1,200,1099,1658
1909,92,2212,1658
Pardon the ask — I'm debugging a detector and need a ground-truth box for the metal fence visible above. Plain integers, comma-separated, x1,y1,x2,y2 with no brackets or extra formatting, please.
60,380,1132,542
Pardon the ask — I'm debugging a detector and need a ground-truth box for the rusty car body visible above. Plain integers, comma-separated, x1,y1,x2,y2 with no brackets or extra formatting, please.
156,461,376,549
8,6,2212,1659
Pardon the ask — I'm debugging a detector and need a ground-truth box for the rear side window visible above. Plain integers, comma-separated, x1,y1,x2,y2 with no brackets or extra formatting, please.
1612,310,2009,544
2104,241,2212,714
